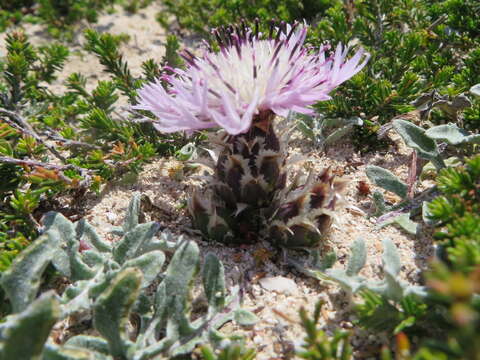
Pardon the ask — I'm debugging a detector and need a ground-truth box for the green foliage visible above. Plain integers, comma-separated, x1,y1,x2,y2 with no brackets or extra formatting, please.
297,301,353,360
428,155,480,272
0,29,187,270
159,0,306,35
0,292,60,360
0,0,115,38
295,112,363,150
0,194,257,358
308,0,480,149
365,118,479,234
293,238,427,338
200,344,256,360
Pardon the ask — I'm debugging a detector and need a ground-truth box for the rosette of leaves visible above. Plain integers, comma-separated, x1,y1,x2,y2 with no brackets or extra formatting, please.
366,119,480,234
0,193,257,359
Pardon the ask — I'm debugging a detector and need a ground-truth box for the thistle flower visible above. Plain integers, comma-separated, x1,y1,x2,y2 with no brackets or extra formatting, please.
136,21,369,247
134,20,369,135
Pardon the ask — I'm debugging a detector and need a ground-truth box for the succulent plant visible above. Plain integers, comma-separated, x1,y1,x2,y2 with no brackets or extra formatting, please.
0,193,257,359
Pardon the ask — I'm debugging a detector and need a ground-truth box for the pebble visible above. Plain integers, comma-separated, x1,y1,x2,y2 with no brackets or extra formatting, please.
259,276,298,295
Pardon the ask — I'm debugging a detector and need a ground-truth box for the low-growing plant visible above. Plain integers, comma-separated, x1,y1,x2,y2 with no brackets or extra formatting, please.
297,301,353,360
0,0,116,39
0,193,258,358
428,154,480,272
0,29,186,270
291,238,427,336
366,118,479,234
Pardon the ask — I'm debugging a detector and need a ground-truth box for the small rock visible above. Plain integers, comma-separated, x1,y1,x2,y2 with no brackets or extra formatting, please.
106,212,117,224
258,276,298,295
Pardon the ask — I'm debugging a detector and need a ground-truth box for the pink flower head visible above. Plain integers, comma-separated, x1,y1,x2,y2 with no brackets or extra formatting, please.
133,21,370,135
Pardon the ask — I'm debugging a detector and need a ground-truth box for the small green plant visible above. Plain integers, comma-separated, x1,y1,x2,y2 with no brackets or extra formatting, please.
0,193,257,358
366,119,479,234
0,28,189,270
0,0,116,39
428,155,480,272
291,238,427,336
297,301,353,360
295,112,363,151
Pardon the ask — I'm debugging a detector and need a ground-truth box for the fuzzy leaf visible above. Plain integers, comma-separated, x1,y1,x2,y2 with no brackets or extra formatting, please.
123,192,141,234
372,190,389,215
393,119,439,159
202,253,226,314
64,335,110,354
43,345,102,360
155,240,200,325
43,212,96,281
382,239,401,277
234,309,258,327
93,268,142,358
113,222,160,264
122,250,165,288
0,233,57,313
380,213,418,235
76,219,111,252
366,165,408,199
346,238,367,276
325,269,365,293
425,124,480,145
0,292,59,360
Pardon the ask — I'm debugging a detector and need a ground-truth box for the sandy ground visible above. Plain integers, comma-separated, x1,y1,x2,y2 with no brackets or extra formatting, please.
1,3,435,359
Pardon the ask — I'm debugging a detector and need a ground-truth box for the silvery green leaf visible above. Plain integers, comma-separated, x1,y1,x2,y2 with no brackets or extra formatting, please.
113,222,160,264
297,119,316,140
325,269,365,293
122,250,165,288
382,273,405,302
387,213,418,235
0,292,59,360
382,239,401,277
43,344,102,360
203,253,226,315
234,309,258,327
155,240,200,322
61,271,106,316
65,335,110,355
372,190,389,215
43,213,96,281
0,233,57,313
120,192,141,235
366,165,408,199
393,119,439,160
94,268,142,358
175,142,197,161
425,124,480,145
324,124,356,146
310,249,336,271
346,238,366,276
43,211,76,243
76,219,111,252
